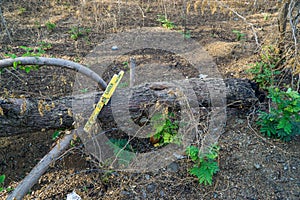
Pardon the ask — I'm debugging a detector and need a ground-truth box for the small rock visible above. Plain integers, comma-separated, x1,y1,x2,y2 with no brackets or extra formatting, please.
173,153,185,160
159,190,165,197
112,46,118,50
145,174,150,180
236,119,244,124
283,164,288,171
167,162,179,172
142,189,147,198
121,190,131,196
199,74,208,79
139,117,148,124
213,192,218,198
111,171,119,176
66,191,81,200
146,183,156,193
254,163,261,170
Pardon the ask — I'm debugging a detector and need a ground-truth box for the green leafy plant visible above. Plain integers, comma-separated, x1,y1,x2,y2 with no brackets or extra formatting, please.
260,45,280,64
69,27,91,40
150,112,181,146
45,21,56,31
186,145,220,185
18,7,26,15
257,87,300,141
20,45,45,57
38,41,52,50
52,130,62,140
232,30,245,41
70,135,81,147
5,45,45,73
247,61,281,89
34,21,41,29
157,15,176,30
122,61,129,69
180,30,191,39
80,88,88,93
0,174,13,192
108,138,135,167
263,14,269,21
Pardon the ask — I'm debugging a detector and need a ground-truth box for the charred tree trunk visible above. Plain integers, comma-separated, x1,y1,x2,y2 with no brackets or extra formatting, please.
0,78,262,137
278,1,290,54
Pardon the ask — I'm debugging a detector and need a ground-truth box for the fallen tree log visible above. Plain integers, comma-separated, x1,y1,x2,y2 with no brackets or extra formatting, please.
0,78,263,137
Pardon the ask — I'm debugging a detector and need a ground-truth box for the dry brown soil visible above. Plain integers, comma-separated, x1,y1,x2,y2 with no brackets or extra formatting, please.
0,1,299,199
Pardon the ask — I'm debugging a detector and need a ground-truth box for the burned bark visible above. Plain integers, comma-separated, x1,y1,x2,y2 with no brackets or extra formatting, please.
0,78,262,137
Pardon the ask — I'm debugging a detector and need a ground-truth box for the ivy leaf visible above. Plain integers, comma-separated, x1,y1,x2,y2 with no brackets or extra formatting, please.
0,174,5,184
52,130,61,140
25,66,31,73
162,132,172,143
5,53,17,59
189,160,219,185
186,146,199,162
277,118,292,134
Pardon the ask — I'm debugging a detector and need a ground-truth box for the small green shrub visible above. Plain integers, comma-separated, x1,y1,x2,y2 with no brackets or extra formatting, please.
157,15,176,30
38,41,52,50
232,30,245,41
52,130,62,140
0,174,13,192
69,27,91,40
186,145,219,185
150,112,181,146
5,45,46,73
180,30,191,39
257,87,300,141
45,21,56,31
108,138,135,167
18,7,26,15
247,61,281,89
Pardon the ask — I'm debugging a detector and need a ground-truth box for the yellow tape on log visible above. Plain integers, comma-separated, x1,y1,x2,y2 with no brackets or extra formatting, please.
84,71,124,133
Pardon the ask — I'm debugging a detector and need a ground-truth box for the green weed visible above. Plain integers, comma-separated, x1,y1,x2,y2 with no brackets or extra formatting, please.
157,15,176,30
257,87,300,141
18,7,26,15
107,138,135,167
4,45,46,73
38,41,52,50
180,30,191,39
186,145,219,185
52,130,62,140
69,27,91,40
0,174,13,192
247,61,281,89
150,112,181,146
122,61,129,69
232,30,245,41
45,21,56,31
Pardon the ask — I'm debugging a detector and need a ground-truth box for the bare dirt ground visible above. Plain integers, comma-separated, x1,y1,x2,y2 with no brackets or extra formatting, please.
0,0,299,199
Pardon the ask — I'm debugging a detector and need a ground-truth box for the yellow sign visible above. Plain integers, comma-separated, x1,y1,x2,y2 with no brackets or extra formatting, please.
84,71,124,133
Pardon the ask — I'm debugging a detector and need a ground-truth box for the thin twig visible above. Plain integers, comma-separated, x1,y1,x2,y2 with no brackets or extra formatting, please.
0,57,107,90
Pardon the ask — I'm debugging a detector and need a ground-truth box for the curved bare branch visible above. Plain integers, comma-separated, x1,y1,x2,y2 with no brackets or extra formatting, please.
0,57,107,90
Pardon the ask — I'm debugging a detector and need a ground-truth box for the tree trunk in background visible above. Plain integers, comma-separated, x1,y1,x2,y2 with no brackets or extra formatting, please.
278,0,290,54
